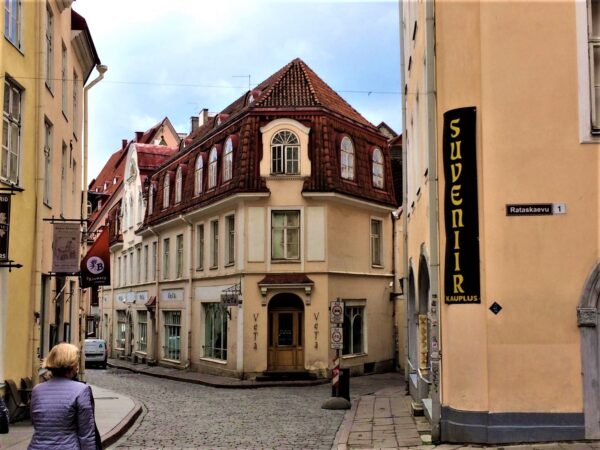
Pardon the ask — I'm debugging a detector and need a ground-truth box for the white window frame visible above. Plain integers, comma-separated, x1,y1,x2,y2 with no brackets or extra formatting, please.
163,237,170,280
163,174,170,209
196,223,204,271
116,310,127,349
340,136,355,180
225,214,235,266
2,79,22,184
271,209,301,261
176,233,184,278
342,301,366,357
372,147,384,189
223,137,233,182
4,0,22,49
61,42,67,116
175,166,182,204
370,218,383,267
137,311,148,353
208,147,218,189
143,244,148,283
203,302,228,361
148,184,154,215
163,310,181,361
72,71,78,136
151,241,157,281
43,120,52,205
210,219,219,269
45,5,53,91
60,142,67,215
194,155,203,195
270,130,299,175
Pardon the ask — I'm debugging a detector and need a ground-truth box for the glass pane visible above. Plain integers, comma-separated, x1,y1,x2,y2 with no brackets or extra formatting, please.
3,83,10,113
2,120,7,147
1,148,6,178
11,88,19,118
278,313,293,346
286,211,299,227
287,229,299,259
592,0,600,38
272,212,285,227
272,229,284,259
353,314,363,353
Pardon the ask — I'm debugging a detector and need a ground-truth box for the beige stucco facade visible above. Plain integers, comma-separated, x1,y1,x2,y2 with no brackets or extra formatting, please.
402,0,600,443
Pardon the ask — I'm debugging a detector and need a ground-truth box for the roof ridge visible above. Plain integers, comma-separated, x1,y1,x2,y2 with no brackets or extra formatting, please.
296,59,321,106
253,59,296,106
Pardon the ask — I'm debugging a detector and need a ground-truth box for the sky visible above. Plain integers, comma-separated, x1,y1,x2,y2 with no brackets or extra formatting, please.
73,0,402,182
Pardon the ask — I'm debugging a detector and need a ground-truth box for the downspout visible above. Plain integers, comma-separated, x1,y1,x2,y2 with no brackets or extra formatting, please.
80,64,108,381
179,214,193,370
149,226,160,363
425,0,441,441
391,207,403,371
399,0,410,392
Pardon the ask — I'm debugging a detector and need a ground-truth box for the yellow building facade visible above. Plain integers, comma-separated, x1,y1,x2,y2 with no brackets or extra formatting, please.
402,0,600,443
0,0,100,391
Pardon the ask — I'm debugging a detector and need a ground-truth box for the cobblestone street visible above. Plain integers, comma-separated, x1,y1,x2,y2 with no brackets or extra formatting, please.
86,369,400,449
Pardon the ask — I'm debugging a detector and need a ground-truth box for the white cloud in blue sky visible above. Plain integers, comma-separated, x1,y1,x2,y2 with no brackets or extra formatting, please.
74,0,401,181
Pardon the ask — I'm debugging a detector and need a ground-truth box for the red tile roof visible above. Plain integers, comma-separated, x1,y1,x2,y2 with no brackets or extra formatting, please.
135,144,178,170
258,274,315,285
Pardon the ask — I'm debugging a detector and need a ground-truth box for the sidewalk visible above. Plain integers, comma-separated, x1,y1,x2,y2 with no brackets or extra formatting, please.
0,385,142,450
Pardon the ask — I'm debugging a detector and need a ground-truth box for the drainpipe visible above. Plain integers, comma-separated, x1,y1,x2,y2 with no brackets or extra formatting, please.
391,207,403,371
399,0,410,393
80,64,108,381
179,214,193,369
149,226,160,363
425,0,442,441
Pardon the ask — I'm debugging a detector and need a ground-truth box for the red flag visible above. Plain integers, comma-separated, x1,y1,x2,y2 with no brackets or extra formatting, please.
80,227,111,288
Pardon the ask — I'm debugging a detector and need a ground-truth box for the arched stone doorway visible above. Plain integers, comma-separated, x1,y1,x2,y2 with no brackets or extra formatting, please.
417,254,431,400
407,266,418,398
268,293,305,371
578,263,600,438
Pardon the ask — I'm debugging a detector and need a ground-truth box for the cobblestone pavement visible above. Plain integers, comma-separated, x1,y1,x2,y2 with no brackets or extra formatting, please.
86,369,401,450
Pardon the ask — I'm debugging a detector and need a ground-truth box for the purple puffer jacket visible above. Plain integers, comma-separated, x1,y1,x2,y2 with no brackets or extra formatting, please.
28,377,97,450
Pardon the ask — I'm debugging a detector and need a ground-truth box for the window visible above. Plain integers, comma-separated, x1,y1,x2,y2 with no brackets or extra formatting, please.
143,244,148,283
223,138,233,182
60,142,67,215
371,219,382,266
61,42,67,115
271,130,299,175
372,147,384,189
343,305,364,355
271,210,300,260
43,121,52,205
210,220,219,268
163,174,170,208
72,71,78,135
194,155,203,195
128,196,133,228
137,311,147,353
590,0,600,130
45,6,53,90
204,303,227,360
148,183,154,215
175,166,182,204
121,200,127,233
116,256,121,287
225,215,235,265
208,147,218,189
163,311,181,361
340,136,355,180
72,161,77,214
196,224,204,270
176,234,184,278
116,310,127,349
2,80,21,183
137,190,143,224
4,0,22,47
163,238,170,279
136,247,141,284
151,241,157,281
123,253,129,285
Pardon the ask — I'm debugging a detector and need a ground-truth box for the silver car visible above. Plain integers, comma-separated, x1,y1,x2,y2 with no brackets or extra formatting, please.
84,338,108,369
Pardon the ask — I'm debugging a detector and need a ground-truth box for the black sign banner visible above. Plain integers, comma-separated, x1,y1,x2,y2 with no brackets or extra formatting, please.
443,107,480,304
80,227,111,288
0,195,10,262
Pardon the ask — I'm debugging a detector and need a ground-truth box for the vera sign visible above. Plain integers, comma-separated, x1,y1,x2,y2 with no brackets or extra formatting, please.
443,107,480,304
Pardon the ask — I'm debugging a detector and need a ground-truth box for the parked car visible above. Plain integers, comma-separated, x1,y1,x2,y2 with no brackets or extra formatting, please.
84,338,108,369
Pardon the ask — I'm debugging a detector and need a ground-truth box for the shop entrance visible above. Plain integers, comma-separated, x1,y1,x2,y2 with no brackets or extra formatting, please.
268,294,304,371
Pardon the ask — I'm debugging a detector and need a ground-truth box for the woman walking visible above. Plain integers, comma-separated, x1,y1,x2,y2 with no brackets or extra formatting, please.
28,343,100,449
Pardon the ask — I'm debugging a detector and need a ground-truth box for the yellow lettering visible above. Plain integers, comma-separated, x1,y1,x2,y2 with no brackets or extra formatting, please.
453,274,465,293
454,251,461,271
451,163,462,182
450,141,462,160
453,230,460,250
450,118,461,138
451,185,462,206
451,209,464,228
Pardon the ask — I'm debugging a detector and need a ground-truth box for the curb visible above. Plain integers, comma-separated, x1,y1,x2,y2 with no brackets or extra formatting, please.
331,395,359,450
107,361,329,389
100,399,143,449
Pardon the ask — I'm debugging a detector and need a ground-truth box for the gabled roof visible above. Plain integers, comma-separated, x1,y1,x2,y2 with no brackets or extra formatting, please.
135,144,178,171
135,117,181,145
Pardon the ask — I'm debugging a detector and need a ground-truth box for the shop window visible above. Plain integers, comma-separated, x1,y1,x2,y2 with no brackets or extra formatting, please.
137,311,147,353
204,303,227,360
163,311,181,361
116,310,127,349
343,305,364,355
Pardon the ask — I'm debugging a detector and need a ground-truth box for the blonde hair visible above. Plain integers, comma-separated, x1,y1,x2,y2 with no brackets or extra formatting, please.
43,343,80,377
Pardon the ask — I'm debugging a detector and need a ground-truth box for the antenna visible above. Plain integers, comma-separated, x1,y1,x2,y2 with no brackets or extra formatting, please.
232,74,251,91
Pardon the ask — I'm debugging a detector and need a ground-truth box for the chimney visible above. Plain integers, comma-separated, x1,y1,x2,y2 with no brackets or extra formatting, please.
200,108,209,125
191,116,199,133
135,131,143,141
122,139,128,149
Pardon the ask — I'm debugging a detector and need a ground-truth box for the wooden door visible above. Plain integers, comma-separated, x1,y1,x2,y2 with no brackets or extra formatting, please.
268,309,304,370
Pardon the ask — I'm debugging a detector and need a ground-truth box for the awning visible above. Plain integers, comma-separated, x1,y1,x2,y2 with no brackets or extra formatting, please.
257,274,314,305
145,296,156,310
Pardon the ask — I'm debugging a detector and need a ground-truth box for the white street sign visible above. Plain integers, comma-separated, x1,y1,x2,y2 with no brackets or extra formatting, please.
331,327,343,349
330,301,344,324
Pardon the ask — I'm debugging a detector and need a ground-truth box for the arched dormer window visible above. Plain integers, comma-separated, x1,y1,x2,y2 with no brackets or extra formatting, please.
340,136,355,180
223,137,233,182
163,173,170,209
194,155,203,196
208,147,218,189
271,130,299,175
175,166,183,204
372,147,384,189
148,183,154,215
137,190,143,224
128,195,133,228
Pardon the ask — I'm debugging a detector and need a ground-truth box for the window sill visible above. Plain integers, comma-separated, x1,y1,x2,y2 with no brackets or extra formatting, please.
342,352,367,360
209,266,218,270
199,356,227,365
371,264,384,269
72,132,78,142
62,111,68,122
45,83,54,96
161,357,181,364
271,259,301,264
4,36,24,55
43,201,52,209
224,262,235,268
0,178,22,189
196,267,204,272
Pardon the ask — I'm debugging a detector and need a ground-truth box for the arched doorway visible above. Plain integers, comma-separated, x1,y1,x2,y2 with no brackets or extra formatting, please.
407,266,418,397
268,294,304,371
418,254,431,399
578,263,600,438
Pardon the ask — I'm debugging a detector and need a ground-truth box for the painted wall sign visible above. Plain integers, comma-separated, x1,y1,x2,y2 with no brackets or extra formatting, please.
220,293,240,306
443,107,481,304
135,291,149,303
116,293,127,303
506,203,567,216
0,195,10,262
161,288,184,301
52,222,80,273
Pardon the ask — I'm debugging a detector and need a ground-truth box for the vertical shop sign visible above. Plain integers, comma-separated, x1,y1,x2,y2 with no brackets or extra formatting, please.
52,223,81,273
0,195,10,262
443,107,480,304
80,227,111,287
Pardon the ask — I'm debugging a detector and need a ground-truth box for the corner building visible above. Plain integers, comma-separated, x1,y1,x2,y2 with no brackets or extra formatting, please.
402,0,600,444
104,58,399,379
